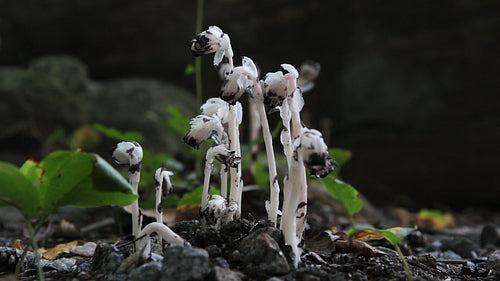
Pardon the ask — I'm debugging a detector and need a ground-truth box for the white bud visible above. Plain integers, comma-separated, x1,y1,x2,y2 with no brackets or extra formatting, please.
112,141,143,166
154,167,174,195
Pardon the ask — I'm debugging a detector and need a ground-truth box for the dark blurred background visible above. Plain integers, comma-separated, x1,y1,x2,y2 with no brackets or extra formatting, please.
0,0,498,210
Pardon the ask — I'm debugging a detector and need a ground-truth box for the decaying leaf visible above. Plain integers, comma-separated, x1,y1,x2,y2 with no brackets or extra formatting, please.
13,239,22,250
304,229,336,256
40,240,79,259
334,239,386,257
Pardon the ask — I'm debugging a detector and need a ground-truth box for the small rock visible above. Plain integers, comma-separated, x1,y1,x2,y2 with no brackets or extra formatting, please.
210,265,243,281
440,237,481,259
239,230,290,277
211,257,230,268
127,261,162,281
486,250,500,271
160,245,210,281
40,257,76,272
91,243,124,273
480,224,499,247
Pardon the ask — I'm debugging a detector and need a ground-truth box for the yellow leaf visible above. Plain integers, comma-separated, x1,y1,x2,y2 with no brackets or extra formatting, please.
13,239,22,250
349,229,385,241
42,240,79,259
417,209,454,230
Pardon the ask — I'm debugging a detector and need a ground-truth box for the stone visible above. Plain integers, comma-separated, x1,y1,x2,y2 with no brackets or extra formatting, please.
127,261,162,281
440,237,481,259
480,224,499,247
486,250,500,271
91,243,124,273
160,245,210,281
239,229,290,278
210,265,243,281
40,257,76,272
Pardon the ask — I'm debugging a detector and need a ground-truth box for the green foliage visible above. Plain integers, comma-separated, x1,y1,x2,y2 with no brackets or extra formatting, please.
0,150,137,219
347,226,417,281
165,106,191,137
94,123,144,142
319,176,362,216
347,226,417,245
328,148,351,177
177,185,220,209
0,162,41,218
254,161,270,190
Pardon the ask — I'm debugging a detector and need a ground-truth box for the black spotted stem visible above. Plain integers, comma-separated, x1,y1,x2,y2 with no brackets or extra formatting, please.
153,167,173,225
227,104,242,218
112,141,143,241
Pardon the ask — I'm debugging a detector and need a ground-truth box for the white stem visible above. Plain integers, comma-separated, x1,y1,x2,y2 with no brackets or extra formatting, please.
256,99,280,227
129,171,141,238
281,156,306,268
155,183,162,225
201,160,213,215
227,104,242,218
290,107,308,241
281,101,293,171
220,165,228,199
137,222,188,254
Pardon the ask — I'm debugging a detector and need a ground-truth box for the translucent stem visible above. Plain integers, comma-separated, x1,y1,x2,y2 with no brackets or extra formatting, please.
256,100,280,226
227,105,241,218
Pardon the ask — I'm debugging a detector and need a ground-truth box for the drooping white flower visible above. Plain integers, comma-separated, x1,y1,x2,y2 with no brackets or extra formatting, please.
201,97,230,122
206,144,240,170
262,71,287,108
189,25,234,67
220,56,259,105
112,141,143,166
183,115,225,149
296,128,337,178
297,61,320,93
154,167,174,195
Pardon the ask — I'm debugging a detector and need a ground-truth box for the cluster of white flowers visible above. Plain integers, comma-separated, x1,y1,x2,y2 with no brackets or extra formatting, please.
187,26,337,267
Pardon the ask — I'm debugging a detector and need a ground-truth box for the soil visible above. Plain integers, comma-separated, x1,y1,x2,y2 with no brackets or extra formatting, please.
0,190,499,281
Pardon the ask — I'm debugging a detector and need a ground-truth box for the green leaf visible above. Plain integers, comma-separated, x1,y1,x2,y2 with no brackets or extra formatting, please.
20,159,44,186
328,148,352,167
37,150,137,214
347,226,417,245
319,176,362,216
177,185,220,209
254,161,270,191
94,123,143,142
0,161,40,218
165,106,190,137
328,148,352,177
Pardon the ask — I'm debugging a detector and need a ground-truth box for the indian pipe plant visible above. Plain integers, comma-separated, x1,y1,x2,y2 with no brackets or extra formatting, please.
187,25,337,267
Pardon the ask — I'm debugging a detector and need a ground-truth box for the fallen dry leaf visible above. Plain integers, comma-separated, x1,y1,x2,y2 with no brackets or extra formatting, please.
335,239,386,257
41,240,79,259
13,239,22,250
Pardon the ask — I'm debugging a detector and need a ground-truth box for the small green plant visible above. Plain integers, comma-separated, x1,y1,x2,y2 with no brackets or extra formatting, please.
318,152,416,281
0,150,137,280
348,227,417,281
